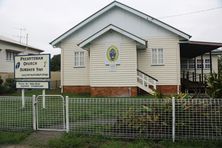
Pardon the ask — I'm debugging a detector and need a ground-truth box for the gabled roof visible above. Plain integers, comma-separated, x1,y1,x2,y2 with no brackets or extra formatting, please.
78,24,147,48
0,35,43,52
50,1,191,46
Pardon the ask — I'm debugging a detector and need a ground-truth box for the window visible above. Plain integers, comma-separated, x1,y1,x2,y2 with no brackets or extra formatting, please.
152,48,163,65
181,59,188,69
188,59,195,69
196,59,203,69
205,59,210,69
6,51,17,61
74,51,84,67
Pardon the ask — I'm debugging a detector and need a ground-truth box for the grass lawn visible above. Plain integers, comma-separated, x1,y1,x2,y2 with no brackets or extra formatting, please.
0,131,31,144
48,133,222,148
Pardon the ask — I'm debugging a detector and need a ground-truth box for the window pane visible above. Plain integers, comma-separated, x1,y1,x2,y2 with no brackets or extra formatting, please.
205,59,210,69
6,51,13,61
152,49,157,64
197,59,202,69
80,52,84,66
75,52,79,66
181,59,188,69
189,59,195,69
158,48,163,64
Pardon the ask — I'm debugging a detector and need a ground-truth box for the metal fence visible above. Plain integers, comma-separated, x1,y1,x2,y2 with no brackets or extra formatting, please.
0,96,222,141
0,96,33,131
68,98,172,139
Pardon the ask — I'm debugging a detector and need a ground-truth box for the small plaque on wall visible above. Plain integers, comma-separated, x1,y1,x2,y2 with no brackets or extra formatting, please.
109,63,116,72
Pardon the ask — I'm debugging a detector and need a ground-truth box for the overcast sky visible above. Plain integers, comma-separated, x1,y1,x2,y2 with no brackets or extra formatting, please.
0,0,222,57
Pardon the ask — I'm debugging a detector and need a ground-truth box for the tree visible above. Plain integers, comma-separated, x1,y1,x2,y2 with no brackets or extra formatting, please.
207,73,222,98
50,54,61,71
218,55,222,77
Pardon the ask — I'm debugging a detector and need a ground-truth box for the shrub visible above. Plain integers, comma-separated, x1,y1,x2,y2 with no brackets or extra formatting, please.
0,76,3,85
1,78,16,94
206,73,222,98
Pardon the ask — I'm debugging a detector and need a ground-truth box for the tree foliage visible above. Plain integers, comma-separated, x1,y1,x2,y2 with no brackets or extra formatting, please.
206,73,222,98
50,54,61,71
218,55,222,77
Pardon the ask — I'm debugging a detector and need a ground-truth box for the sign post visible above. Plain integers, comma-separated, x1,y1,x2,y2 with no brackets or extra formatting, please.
42,89,46,109
14,54,50,108
22,89,25,108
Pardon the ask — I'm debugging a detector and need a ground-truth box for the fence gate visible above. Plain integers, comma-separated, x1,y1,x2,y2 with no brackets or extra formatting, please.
34,95,66,131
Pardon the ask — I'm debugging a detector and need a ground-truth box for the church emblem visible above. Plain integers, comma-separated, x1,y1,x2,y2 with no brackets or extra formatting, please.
106,45,119,62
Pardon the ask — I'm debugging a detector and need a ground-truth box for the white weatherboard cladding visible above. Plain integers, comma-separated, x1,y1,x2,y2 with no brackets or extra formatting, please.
138,37,181,85
90,31,137,87
62,7,178,45
0,41,40,73
61,43,89,86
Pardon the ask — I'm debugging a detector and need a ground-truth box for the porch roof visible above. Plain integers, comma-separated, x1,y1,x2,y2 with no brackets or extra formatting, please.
180,40,222,58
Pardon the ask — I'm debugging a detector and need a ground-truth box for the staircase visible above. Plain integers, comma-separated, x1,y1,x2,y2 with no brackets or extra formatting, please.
137,69,158,95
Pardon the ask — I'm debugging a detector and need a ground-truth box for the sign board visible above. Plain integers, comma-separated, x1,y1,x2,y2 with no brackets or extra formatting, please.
14,54,50,79
16,81,49,89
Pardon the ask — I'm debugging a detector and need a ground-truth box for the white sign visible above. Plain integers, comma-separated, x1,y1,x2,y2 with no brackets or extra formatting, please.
16,81,49,89
14,54,50,79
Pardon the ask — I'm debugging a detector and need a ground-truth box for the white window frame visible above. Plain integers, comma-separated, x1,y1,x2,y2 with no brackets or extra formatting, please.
204,59,210,69
151,48,164,65
6,51,17,61
74,51,85,67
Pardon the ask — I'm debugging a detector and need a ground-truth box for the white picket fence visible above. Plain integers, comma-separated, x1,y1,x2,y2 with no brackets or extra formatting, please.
0,96,221,141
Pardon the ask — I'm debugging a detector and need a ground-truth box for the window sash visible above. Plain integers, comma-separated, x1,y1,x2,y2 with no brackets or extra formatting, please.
188,59,195,69
204,59,210,69
196,59,202,68
152,48,163,65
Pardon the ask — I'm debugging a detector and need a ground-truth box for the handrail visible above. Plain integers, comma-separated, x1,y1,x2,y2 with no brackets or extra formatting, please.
137,69,158,82
181,71,210,83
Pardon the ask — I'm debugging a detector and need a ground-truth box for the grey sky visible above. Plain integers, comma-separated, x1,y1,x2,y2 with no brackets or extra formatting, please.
0,0,222,57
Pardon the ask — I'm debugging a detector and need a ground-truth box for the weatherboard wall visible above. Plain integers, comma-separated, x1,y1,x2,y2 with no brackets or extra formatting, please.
60,43,90,86
90,31,137,87
59,6,183,87
137,37,181,85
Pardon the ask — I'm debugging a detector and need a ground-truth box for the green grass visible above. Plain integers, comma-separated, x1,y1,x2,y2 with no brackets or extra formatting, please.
5,89,154,98
0,131,30,144
48,133,222,148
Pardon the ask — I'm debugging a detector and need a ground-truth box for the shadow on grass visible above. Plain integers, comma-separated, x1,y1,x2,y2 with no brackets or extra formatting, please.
5,89,155,98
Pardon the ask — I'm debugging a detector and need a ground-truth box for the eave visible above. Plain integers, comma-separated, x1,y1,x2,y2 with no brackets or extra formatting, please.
78,24,147,48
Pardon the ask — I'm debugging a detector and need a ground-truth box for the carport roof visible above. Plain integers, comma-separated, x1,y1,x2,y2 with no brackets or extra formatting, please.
180,40,222,58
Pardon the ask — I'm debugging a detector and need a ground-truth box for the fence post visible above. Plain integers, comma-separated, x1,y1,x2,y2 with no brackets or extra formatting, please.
172,97,175,142
65,96,69,133
32,95,37,131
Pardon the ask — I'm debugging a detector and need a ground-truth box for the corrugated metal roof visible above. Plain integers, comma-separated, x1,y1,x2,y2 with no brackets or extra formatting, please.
50,1,191,46
0,35,44,52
